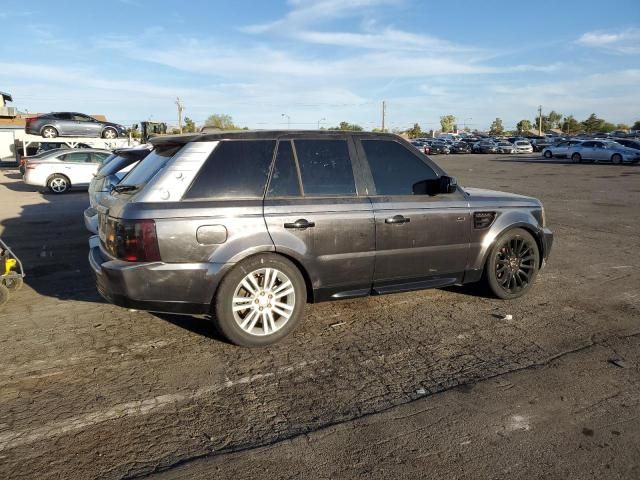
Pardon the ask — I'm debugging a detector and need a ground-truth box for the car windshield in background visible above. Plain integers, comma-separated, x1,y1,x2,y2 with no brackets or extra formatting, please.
117,145,182,188
98,150,151,178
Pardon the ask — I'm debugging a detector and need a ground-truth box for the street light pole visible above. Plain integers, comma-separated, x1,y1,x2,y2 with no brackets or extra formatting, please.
317,117,326,129
281,113,291,130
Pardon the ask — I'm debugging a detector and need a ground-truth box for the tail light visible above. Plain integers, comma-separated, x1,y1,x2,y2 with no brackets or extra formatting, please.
103,218,161,262
26,162,37,170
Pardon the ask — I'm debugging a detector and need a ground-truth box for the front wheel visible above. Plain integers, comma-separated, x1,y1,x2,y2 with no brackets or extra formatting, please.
3,276,23,291
611,154,623,165
102,128,117,139
214,254,307,347
485,228,540,300
571,153,582,163
48,174,70,194
544,150,552,158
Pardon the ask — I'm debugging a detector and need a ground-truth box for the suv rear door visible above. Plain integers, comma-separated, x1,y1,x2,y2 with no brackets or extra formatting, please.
355,136,470,292
263,136,375,301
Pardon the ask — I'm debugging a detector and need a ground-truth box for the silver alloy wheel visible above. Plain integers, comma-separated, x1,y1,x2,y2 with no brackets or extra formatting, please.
103,128,117,139
50,177,68,193
42,127,57,138
231,267,295,336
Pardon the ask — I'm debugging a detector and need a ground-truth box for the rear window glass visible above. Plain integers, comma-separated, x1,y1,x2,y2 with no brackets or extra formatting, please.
184,140,276,199
294,139,355,196
118,145,182,188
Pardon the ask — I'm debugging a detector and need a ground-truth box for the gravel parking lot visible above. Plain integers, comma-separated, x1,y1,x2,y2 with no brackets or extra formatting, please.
1,154,639,479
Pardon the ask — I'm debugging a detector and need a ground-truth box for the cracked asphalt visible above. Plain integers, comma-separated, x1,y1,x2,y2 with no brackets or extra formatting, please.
0,153,638,479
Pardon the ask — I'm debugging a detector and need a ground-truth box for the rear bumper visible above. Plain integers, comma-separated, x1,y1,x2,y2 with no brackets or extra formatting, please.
84,207,98,234
541,227,554,267
88,237,227,315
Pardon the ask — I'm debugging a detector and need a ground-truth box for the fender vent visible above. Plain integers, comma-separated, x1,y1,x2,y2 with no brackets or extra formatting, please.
474,212,496,229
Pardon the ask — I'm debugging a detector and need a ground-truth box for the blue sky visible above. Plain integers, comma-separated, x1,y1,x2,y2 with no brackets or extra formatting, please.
1,0,639,131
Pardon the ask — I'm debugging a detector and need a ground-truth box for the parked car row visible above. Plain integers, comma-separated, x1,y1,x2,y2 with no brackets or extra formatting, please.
410,137,535,156
541,139,640,164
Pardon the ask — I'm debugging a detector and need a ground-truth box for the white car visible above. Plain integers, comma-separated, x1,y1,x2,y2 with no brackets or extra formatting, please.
23,149,112,193
496,141,516,154
513,140,533,154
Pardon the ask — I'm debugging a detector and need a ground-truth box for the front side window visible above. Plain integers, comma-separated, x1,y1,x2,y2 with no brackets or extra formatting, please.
361,139,438,196
73,114,93,122
294,139,355,196
184,140,276,199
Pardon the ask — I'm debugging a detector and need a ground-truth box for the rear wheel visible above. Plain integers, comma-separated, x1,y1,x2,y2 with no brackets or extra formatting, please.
3,276,23,291
213,254,307,347
544,150,552,158
611,154,623,165
571,153,582,163
41,126,58,138
486,228,540,300
48,174,70,194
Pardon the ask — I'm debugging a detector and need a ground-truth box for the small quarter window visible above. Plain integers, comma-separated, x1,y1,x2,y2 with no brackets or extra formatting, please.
267,141,301,197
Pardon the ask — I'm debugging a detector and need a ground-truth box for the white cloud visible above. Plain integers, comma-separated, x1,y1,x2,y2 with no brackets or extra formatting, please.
241,0,399,33
576,28,640,54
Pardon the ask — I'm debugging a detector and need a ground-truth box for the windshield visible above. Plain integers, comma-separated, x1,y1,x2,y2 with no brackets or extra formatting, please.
117,145,182,188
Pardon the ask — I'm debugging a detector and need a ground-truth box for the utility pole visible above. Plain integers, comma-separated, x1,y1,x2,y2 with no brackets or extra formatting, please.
281,113,291,130
538,105,542,136
175,97,184,134
317,117,326,129
381,100,386,132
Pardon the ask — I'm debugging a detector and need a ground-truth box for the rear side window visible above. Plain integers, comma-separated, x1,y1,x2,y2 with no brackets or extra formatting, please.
362,139,438,196
294,139,355,196
184,140,276,199
118,145,182,188
267,141,301,197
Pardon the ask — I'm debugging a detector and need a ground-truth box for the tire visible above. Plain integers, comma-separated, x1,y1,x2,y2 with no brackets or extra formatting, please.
485,228,540,300
571,153,582,163
611,154,623,165
213,254,307,347
544,150,552,158
47,174,70,194
3,276,23,291
41,126,58,139
0,284,9,308
102,128,117,139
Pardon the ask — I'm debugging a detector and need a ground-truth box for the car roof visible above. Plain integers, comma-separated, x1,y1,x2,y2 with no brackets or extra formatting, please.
150,130,404,147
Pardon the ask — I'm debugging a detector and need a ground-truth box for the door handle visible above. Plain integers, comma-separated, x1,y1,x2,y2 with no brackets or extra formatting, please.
385,215,410,224
284,219,315,229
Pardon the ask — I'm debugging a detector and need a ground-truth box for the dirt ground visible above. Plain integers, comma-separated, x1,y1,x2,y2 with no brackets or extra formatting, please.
0,154,638,479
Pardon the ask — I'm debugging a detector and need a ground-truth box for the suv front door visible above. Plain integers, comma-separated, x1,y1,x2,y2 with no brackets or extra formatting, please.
356,137,471,292
263,137,375,300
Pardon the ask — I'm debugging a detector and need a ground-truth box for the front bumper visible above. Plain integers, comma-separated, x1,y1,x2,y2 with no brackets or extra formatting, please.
88,237,226,314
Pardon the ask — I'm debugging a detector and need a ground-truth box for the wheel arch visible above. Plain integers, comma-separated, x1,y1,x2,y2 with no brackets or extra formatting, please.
208,249,315,307
46,172,71,188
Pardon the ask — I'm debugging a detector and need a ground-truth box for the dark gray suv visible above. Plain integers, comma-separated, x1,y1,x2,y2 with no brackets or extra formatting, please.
89,131,553,346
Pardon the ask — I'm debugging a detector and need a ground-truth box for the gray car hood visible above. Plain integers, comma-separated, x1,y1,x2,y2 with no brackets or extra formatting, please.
462,187,541,208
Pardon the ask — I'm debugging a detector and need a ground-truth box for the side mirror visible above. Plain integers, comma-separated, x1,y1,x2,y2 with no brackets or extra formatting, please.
132,124,139,130
440,175,458,194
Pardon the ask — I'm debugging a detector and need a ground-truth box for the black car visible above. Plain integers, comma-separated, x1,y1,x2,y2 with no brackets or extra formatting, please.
613,139,640,151
451,142,472,153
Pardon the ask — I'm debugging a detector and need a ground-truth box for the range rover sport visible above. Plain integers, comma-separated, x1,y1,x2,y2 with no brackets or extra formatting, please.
89,131,553,346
